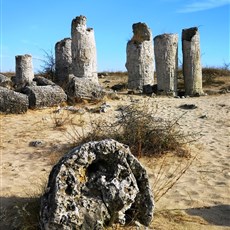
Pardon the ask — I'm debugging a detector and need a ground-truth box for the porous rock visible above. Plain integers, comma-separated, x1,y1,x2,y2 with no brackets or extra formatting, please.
40,139,154,229
66,75,105,103
0,86,28,114
22,85,67,109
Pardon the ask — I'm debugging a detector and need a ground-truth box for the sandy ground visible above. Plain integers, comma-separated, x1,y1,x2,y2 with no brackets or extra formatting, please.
0,89,230,229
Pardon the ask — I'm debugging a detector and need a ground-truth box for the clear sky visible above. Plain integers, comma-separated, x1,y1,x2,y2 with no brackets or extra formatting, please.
1,0,229,73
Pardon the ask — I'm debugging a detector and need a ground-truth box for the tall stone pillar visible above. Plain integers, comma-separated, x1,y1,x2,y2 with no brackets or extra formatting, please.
15,54,34,88
182,27,203,96
71,15,98,83
154,33,178,95
126,22,154,91
55,38,72,88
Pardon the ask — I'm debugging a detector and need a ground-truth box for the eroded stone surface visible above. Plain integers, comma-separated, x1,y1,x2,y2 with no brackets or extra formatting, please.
55,38,72,88
15,54,34,90
40,139,154,229
66,75,105,103
71,15,98,82
182,27,203,96
22,85,67,109
126,22,154,91
154,33,178,94
0,86,28,114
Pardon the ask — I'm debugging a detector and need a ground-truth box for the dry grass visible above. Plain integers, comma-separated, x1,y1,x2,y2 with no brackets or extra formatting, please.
69,100,197,158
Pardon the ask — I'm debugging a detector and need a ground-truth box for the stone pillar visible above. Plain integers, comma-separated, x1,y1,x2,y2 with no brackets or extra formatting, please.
154,33,178,95
182,27,203,96
55,38,72,88
126,22,154,91
71,15,98,83
15,54,34,88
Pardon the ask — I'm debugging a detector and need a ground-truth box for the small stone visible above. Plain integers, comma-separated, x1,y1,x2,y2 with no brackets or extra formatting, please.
29,140,46,147
179,104,197,110
199,115,207,119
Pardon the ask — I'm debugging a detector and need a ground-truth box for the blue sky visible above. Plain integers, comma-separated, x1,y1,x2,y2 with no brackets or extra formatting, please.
1,0,229,73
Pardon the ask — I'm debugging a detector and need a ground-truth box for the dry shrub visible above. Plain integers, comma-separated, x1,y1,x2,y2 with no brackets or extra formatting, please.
50,108,75,129
70,102,197,158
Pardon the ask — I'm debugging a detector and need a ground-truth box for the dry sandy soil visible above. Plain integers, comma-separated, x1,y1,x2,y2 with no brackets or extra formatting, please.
0,75,230,229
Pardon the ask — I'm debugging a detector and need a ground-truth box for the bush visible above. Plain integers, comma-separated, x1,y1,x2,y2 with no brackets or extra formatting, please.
38,49,55,81
68,100,197,158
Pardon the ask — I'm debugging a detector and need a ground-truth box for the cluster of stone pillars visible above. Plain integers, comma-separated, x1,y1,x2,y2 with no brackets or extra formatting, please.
14,16,203,97
126,24,203,96
55,15,98,88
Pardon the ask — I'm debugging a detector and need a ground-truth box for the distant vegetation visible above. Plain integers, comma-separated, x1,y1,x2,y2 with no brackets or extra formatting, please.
2,65,230,80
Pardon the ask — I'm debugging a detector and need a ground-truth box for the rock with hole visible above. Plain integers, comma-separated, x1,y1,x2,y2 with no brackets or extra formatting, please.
40,139,154,229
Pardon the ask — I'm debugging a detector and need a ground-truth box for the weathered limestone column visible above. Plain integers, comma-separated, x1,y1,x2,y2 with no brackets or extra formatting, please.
55,38,72,88
15,54,34,88
154,33,178,95
71,15,98,83
182,27,203,96
126,22,154,91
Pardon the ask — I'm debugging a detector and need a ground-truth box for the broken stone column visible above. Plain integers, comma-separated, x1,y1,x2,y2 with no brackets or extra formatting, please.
0,87,29,114
15,54,34,89
154,33,178,95
40,139,154,229
182,27,203,96
126,22,154,91
55,38,72,88
22,85,67,109
71,15,98,82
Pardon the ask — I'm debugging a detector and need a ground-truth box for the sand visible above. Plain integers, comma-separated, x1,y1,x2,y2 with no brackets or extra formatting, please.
0,91,230,229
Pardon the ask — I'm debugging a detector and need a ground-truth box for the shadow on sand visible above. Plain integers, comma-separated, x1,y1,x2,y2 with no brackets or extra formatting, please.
0,196,40,230
186,204,230,227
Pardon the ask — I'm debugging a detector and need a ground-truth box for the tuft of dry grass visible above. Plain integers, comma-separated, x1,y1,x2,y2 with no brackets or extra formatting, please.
69,100,198,158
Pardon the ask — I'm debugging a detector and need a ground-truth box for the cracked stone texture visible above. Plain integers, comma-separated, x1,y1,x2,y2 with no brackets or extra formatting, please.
40,139,154,229
126,22,154,90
